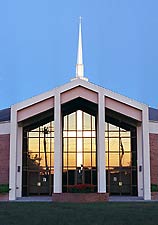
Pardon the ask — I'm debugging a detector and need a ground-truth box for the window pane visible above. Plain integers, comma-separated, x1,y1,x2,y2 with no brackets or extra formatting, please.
29,139,39,152
50,154,54,167
68,131,76,137
68,138,76,152
121,153,131,167
29,131,39,138
121,138,131,152
63,116,67,130
84,153,91,167
120,131,130,138
105,138,108,152
109,124,119,131
92,138,96,151
105,153,109,166
83,138,91,152
63,138,67,152
63,153,67,167
83,131,91,137
68,112,76,130
40,138,50,153
92,117,95,130
83,113,91,130
50,138,54,152
109,138,119,152
28,153,40,169
109,131,119,138
92,153,96,167
109,153,119,167
68,153,76,167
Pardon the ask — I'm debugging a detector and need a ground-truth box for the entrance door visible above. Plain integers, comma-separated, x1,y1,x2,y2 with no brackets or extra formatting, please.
105,122,137,196
109,167,131,195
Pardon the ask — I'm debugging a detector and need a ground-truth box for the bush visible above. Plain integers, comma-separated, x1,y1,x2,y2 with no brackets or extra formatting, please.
67,184,95,193
151,184,158,192
0,184,9,193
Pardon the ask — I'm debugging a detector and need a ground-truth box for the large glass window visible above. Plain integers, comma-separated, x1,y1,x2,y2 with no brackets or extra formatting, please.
105,122,137,196
63,110,97,193
23,121,54,196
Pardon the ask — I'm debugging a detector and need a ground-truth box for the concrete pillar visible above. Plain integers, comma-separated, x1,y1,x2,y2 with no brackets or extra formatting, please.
9,106,17,200
16,126,23,197
97,92,106,193
137,125,143,197
54,91,62,193
142,107,151,200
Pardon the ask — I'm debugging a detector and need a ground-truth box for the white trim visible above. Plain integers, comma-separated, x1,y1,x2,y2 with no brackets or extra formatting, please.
142,107,151,200
137,126,143,197
0,122,10,134
149,121,158,134
97,91,106,193
16,127,23,198
9,106,17,200
12,79,146,113
54,91,62,193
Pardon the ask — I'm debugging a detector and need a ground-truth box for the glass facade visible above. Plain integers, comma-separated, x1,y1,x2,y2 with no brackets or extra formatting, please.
22,108,137,196
22,121,54,196
62,110,97,192
105,122,137,196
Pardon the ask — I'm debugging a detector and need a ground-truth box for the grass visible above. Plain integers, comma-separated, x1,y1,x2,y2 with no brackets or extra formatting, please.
0,202,158,225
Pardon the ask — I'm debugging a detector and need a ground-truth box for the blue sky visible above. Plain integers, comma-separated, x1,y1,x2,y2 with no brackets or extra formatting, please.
0,0,158,109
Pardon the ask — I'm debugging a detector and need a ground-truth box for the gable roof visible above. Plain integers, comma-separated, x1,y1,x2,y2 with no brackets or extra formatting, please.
12,79,147,112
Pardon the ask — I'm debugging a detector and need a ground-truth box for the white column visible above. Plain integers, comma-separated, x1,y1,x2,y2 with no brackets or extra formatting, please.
142,107,151,200
9,106,17,200
97,92,106,193
16,126,23,197
54,91,62,193
137,125,143,197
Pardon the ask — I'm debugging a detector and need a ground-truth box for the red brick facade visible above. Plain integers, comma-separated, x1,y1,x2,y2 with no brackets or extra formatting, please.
150,133,158,185
0,134,10,184
52,193,109,202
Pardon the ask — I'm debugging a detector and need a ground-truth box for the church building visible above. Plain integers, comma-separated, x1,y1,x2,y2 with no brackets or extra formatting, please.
0,19,158,201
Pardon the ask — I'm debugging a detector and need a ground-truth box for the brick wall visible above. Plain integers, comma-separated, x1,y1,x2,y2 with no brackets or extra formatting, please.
150,133,158,185
0,134,10,184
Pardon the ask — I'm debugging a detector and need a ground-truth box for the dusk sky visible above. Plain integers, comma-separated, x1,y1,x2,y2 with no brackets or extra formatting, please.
0,0,158,109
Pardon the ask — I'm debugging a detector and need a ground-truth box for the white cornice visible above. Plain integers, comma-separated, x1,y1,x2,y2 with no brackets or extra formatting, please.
11,79,147,112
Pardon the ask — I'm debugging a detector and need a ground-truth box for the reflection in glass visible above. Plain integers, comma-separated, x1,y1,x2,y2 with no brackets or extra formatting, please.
63,110,97,192
105,121,137,196
23,121,54,196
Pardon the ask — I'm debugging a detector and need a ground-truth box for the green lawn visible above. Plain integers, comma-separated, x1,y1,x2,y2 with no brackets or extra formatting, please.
0,202,158,225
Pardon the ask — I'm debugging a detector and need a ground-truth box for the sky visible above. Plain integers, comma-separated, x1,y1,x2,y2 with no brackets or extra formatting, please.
0,0,158,109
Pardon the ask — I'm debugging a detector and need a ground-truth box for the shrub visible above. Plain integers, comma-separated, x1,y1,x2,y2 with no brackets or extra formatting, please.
0,184,9,193
151,184,158,192
67,184,95,193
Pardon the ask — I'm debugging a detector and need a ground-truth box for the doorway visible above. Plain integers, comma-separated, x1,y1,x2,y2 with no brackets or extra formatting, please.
22,121,54,196
105,122,137,196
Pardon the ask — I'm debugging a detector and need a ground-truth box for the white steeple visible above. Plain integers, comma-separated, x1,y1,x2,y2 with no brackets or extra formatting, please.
71,17,88,81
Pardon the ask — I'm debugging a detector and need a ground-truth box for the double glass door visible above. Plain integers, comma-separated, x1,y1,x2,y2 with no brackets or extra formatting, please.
105,122,137,196
22,122,54,196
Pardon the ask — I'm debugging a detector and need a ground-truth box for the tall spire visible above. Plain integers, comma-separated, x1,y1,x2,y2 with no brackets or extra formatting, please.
75,17,88,81
77,17,83,68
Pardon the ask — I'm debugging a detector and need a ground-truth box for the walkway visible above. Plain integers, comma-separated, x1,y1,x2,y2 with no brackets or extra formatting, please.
109,196,144,202
0,194,156,202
